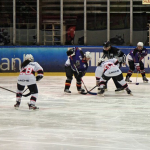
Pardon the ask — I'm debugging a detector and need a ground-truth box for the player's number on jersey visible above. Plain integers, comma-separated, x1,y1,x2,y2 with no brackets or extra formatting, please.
20,67,33,75
104,63,115,70
25,67,32,75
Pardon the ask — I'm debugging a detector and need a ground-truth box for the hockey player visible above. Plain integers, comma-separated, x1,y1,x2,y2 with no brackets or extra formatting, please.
99,41,126,92
95,58,132,96
14,54,44,110
64,47,92,94
125,42,148,83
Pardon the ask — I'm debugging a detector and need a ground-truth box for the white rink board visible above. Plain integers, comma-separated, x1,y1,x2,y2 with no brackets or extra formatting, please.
0,76,150,150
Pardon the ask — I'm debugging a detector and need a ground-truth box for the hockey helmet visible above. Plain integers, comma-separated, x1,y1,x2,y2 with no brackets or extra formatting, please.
66,47,75,56
103,41,111,48
137,42,143,50
85,51,92,60
103,41,111,51
137,42,143,47
25,54,34,61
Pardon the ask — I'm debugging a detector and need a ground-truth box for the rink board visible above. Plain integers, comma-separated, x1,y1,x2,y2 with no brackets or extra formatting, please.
0,72,150,77
0,46,150,73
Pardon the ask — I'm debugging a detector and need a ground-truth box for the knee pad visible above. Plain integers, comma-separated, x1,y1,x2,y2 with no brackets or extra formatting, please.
67,77,73,81
16,90,23,98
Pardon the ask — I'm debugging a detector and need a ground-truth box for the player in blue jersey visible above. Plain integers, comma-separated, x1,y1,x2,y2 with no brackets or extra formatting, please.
125,42,148,83
64,47,92,94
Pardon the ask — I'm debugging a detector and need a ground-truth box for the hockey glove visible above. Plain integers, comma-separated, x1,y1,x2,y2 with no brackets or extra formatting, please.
36,75,43,81
77,71,84,78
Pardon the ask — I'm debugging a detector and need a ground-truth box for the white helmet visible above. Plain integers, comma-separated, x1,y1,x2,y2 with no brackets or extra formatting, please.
85,51,92,60
137,42,144,48
25,54,34,61
98,57,105,63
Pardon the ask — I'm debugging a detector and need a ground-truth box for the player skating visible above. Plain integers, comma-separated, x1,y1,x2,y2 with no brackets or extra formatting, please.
125,42,148,83
95,58,132,96
64,47,92,94
14,54,44,110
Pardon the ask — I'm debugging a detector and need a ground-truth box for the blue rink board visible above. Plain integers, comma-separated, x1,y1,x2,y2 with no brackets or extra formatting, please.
0,46,150,73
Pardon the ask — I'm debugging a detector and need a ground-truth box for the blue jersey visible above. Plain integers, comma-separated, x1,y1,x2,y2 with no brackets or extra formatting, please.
70,48,88,72
129,47,147,63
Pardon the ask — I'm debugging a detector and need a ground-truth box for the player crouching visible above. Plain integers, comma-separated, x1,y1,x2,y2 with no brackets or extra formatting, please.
64,47,92,94
125,42,148,83
14,54,44,110
95,58,132,96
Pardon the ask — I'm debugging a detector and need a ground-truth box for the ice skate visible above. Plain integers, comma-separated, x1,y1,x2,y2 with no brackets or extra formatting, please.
143,76,148,83
126,87,132,95
115,87,124,92
104,85,107,91
64,89,71,93
14,101,20,110
27,103,39,110
125,76,132,83
78,88,86,94
97,88,105,96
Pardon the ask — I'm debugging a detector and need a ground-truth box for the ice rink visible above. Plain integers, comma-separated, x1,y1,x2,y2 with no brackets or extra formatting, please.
0,76,150,150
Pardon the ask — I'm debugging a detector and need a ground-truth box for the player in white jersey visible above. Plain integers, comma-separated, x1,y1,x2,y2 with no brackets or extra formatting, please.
14,54,44,110
95,58,132,96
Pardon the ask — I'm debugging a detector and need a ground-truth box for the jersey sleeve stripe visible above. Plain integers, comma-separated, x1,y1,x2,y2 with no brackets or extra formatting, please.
37,70,44,74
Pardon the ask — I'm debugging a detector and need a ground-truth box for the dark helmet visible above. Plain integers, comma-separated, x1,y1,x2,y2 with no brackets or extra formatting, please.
103,41,111,48
66,47,75,56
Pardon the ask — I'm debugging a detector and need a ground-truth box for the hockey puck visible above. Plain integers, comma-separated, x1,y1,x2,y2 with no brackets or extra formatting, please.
136,83,139,85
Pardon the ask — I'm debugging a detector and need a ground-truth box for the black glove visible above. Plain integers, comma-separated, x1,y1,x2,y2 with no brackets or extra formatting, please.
77,71,84,78
36,76,43,81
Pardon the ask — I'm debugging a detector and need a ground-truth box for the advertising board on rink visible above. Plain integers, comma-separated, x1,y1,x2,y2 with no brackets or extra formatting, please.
0,46,150,73
142,0,150,4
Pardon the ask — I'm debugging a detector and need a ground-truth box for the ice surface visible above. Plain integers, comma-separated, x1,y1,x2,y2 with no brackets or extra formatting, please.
0,76,150,150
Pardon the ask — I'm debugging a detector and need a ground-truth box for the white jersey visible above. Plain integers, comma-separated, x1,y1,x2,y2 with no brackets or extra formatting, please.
95,58,121,78
18,62,43,86
65,58,71,66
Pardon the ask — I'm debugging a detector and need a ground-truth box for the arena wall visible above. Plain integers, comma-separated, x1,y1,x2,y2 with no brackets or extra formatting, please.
0,46,150,74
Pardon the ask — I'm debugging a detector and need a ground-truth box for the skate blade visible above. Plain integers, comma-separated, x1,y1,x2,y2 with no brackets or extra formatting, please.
29,107,39,111
143,81,148,83
64,92,71,94
14,107,19,110
129,93,133,96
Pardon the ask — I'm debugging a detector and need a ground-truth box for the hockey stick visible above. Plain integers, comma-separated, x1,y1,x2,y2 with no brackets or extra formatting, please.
70,56,97,95
0,86,30,97
89,85,98,92
81,79,97,95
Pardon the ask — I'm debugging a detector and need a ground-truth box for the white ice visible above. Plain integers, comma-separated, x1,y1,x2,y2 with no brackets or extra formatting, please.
0,76,150,150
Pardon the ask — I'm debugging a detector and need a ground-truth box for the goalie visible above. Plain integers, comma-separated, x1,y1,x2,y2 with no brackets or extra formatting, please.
64,47,92,94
